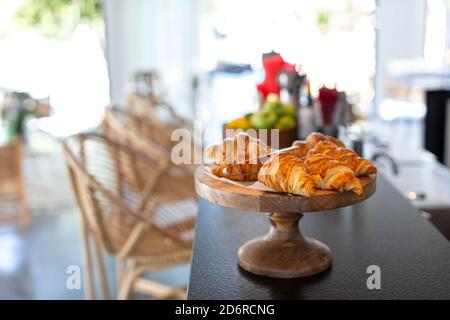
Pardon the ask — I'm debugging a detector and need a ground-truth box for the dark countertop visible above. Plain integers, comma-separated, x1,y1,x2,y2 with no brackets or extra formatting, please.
188,174,450,299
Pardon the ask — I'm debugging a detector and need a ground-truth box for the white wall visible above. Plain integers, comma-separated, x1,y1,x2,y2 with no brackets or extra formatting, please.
374,0,427,114
103,0,200,117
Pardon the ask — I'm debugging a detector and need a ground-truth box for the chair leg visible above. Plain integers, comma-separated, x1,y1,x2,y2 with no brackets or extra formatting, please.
116,257,125,293
81,224,95,300
18,192,29,226
17,138,29,226
133,278,187,299
118,271,136,300
93,235,110,300
117,264,187,300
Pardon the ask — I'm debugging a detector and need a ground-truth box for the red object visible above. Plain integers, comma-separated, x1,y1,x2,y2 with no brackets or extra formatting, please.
318,86,338,125
257,53,296,99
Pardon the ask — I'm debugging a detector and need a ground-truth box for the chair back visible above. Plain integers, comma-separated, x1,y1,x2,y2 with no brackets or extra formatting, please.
0,138,21,187
127,94,197,138
104,105,172,156
103,106,199,175
63,133,168,254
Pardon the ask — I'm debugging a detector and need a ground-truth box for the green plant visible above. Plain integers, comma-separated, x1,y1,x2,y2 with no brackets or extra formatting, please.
15,0,102,37
317,9,332,30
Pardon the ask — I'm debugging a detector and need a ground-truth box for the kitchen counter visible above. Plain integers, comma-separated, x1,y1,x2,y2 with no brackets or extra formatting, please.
380,161,450,210
188,174,450,299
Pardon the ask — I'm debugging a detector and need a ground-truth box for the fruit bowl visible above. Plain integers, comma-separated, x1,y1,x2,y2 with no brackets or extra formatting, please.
224,95,298,148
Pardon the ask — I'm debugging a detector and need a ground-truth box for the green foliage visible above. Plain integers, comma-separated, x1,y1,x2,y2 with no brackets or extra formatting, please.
317,9,331,30
15,0,102,37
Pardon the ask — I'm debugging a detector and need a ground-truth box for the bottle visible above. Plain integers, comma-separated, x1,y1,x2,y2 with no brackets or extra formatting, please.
298,79,315,139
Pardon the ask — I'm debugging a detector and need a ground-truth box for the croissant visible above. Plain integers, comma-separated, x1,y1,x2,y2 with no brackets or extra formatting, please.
204,132,272,181
305,132,345,150
289,140,308,158
212,162,260,181
203,144,224,165
305,154,363,195
306,140,337,156
258,153,319,196
308,141,377,177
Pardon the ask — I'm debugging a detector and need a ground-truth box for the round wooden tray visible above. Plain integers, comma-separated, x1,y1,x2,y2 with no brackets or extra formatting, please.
195,167,377,278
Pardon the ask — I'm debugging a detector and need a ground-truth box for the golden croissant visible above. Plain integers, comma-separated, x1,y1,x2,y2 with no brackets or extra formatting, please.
206,131,373,196
212,162,261,181
204,132,272,181
308,141,377,177
258,153,319,196
289,140,308,158
305,132,345,150
305,154,363,195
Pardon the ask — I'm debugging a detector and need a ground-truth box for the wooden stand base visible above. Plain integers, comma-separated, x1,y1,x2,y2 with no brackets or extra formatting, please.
238,212,332,278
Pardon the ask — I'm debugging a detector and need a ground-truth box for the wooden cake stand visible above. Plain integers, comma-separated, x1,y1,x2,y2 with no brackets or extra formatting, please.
195,167,376,279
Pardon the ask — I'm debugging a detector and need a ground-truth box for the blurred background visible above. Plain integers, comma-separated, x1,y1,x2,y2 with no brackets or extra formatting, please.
1,0,450,299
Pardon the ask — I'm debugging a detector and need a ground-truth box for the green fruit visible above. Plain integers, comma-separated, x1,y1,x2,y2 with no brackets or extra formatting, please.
263,100,282,114
275,115,296,129
250,111,278,129
281,104,296,117
244,112,253,120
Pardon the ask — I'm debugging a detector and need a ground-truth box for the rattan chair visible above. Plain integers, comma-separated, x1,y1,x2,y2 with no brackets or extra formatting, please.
127,92,174,119
103,106,199,178
0,138,29,225
127,93,196,135
102,106,198,267
63,133,195,300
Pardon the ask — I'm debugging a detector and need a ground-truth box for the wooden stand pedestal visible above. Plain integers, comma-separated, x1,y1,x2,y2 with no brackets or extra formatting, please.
238,212,331,278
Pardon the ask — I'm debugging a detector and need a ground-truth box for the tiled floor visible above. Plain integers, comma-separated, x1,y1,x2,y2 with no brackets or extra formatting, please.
0,209,190,299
